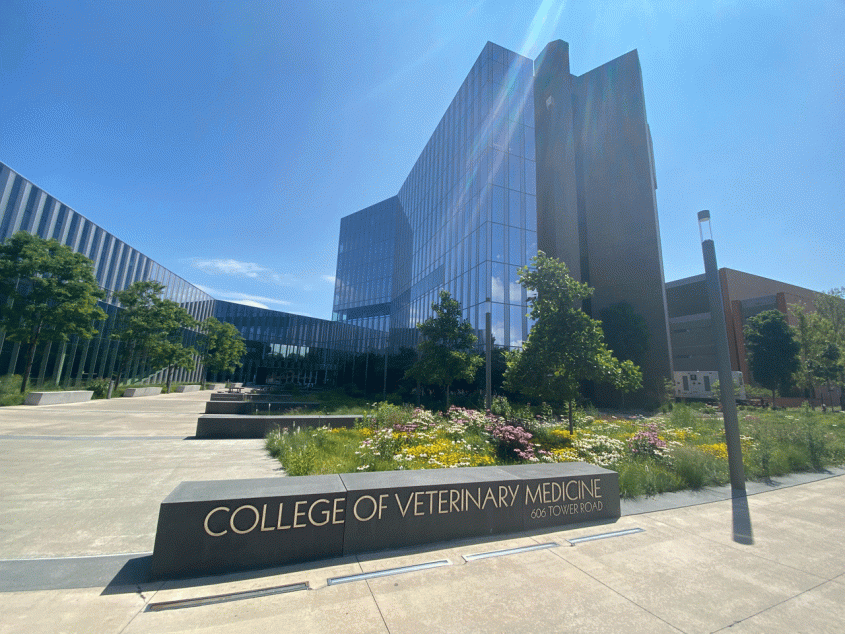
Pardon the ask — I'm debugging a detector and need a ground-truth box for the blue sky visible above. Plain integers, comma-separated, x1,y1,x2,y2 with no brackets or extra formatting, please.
2,0,843,319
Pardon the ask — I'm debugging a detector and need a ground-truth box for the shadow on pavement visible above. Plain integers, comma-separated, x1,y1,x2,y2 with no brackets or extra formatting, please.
731,492,754,545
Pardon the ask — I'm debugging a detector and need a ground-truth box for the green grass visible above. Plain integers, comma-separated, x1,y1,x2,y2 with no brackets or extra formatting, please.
0,375,205,405
0,374,70,406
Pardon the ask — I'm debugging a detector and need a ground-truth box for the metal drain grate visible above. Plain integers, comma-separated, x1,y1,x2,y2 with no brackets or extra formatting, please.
567,527,645,545
147,581,308,611
327,559,451,586
463,542,561,562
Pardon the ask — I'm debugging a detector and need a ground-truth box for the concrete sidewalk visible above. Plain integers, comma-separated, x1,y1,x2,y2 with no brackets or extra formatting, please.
1,393,843,633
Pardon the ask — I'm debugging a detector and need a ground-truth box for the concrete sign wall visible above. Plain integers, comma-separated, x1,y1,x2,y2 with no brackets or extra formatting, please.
151,463,619,579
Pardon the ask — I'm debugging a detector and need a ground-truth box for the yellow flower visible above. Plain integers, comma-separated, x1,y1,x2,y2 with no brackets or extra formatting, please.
551,447,580,462
698,443,728,460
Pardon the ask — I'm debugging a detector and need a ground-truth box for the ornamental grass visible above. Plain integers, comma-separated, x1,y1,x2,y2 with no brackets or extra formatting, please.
266,401,845,498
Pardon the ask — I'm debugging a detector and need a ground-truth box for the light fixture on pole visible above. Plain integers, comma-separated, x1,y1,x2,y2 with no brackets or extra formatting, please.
698,210,746,493
485,297,492,411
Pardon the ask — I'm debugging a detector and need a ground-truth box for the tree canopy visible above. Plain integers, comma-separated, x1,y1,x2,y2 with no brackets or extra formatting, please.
503,251,641,430
112,281,196,392
743,309,800,403
196,317,246,385
405,290,482,407
0,232,106,393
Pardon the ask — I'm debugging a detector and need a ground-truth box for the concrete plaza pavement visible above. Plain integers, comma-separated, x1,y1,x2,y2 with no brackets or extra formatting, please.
1,391,844,633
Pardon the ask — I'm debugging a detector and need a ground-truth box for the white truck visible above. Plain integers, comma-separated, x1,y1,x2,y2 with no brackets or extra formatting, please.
673,370,746,401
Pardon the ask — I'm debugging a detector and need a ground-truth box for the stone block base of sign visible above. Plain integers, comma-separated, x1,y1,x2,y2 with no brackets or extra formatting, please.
194,414,362,439
24,391,94,406
175,384,201,393
123,387,163,397
150,463,619,579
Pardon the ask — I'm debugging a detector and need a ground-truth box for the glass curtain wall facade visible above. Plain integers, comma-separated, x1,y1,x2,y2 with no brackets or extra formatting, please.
0,161,215,386
336,42,538,351
1,160,388,388
334,40,674,394
214,300,379,387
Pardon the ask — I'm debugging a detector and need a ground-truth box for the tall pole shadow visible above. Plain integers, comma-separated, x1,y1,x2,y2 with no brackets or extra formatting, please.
732,491,754,545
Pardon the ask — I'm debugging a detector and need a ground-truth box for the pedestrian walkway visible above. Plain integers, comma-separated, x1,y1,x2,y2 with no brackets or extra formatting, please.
1,392,843,633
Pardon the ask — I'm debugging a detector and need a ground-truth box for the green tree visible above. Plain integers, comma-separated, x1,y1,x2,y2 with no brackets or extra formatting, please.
112,281,196,392
815,288,845,345
503,252,641,432
0,232,106,394
196,317,246,387
614,358,644,410
145,300,197,393
405,291,482,408
790,303,825,402
809,342,843,406
599,302,650,366
743,309,800,404
814,288,845,409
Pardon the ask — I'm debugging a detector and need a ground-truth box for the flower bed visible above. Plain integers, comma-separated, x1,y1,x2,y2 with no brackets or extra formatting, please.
265,402,845,497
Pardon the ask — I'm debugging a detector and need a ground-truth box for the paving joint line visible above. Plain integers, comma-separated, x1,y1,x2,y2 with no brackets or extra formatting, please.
546,546,687,634
640,514,833,583
709,575,840,633
364,578,394,634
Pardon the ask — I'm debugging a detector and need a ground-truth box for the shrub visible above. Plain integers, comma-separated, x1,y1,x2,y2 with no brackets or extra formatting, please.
87,378,111,399
488,422,538,461
616,460,683,498
368,401,412,430
627,422,668,459
671,446,728,490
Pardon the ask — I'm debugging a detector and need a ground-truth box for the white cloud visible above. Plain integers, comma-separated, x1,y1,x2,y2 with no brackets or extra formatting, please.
321,275,337,284
189,258,301,288
194,284,292,308
190,258,271,278
232,299,270,309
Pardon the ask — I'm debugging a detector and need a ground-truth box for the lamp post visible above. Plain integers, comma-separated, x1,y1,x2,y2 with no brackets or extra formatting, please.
485,299,492,411
699,210,746,493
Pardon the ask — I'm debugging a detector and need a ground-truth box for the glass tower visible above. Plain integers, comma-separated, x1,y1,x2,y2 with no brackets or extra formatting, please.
335,42,537,351
334,40,673,393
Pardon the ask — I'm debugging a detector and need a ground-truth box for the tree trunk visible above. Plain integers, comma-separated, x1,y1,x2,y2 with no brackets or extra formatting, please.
771,388,777,409
166,365,173,393
20,340,38,394
568,400,574,435
445,384,450,409
20,322,43,394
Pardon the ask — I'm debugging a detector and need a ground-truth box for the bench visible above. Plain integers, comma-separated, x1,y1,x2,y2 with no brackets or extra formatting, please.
123,387,163,397
24,391,94,406
195,414,361,439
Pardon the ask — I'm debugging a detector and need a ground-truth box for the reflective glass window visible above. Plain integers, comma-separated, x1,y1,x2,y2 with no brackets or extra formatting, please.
508,190,520,227
491,186,505,224
37,196,54,237
492,224,504,262
508,155,522,191
525,160,536,195
51,205,67,241
66,212,80,248
524,125,535,160
510,305,524,348
19,187,38,234
509,227,522,265
1,175,23,239
526,195,537,232
492,262,505,302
